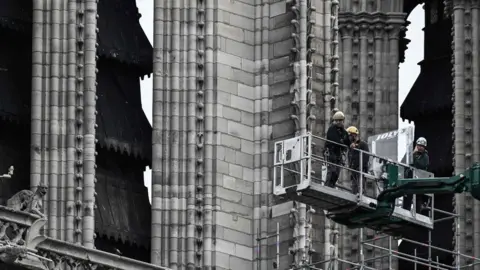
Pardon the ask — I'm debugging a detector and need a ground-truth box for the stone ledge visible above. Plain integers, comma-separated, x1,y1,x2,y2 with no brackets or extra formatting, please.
0,205,41,227
37,238,172,270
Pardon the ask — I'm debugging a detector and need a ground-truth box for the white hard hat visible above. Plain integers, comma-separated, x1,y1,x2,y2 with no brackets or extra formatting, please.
332,111,345,121
416,137,427,147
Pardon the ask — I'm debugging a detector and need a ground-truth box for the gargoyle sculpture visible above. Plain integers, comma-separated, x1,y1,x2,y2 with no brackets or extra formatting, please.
0,244,27,263
0,166,14,179
6,184,48,218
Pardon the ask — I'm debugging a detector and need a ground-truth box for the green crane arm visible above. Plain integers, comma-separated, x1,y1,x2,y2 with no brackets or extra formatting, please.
347,163,480,225
379,162,480,205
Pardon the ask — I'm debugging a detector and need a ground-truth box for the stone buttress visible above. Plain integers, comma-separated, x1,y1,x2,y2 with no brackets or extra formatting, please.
31,0,99,248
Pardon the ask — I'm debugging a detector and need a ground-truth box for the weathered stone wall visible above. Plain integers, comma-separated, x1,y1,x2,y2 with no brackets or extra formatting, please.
212,1,257,269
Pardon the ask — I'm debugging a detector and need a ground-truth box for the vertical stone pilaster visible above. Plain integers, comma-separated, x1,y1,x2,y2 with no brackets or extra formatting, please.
449,0,480,268
337,10,405,270
30,0,98,245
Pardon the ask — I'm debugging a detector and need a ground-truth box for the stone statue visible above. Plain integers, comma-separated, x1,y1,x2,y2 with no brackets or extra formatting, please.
6,184,48,218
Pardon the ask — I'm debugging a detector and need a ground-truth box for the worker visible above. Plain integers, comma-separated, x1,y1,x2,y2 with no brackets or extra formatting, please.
402,137,430,212
324,111,350,188
346,126,370,194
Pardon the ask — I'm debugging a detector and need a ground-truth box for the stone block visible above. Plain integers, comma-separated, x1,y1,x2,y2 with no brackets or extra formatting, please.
221,133,242,149
242,194,253,207
223,174,237,190
269,68,293,84
216,159,231,175
217,78,238,95
218,0,255,19
235,151,254,168
216,90,232,106
235,243,253,260
216,239,236,255
242,167,254,182
231,95,254,113
238,83,255,100
270,1,287,17
270,106,291,124
220,199,252,218
223,227,253,247
229,12,255,30
216,186,243,204
217,23,245,42
271,93,292,110
244,29,255,45
232,68,255,86
217,62,234,80
273,39,293,58
270,12,294,29
241,59,256,73
229,163,244,179
270,55,291,71
241,111,254,126
224,147,236,163
240,139,254,155
230,256,253,270
270,80,291,97
270,26,292,43
223,39,254,61
272,121,295,140
216,117,229,133
228,121,254,141
214,251,231,269
217,51,243,70
216,211,252,234
223,106,242,122
271,201,294,217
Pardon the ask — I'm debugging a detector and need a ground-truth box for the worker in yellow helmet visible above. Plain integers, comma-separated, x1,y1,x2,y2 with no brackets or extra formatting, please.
346,126,370,194
324,111,350,188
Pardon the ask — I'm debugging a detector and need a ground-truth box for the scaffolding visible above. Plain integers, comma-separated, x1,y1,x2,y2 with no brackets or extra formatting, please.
273,133,480,270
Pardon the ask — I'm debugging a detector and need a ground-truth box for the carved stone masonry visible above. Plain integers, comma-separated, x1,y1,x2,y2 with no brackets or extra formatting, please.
0,209,47,267
39,250,99,270
288,0,301,131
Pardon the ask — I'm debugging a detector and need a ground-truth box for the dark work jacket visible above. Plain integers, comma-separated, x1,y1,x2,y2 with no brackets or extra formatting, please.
348,140,370,171
325,125,349,159
405,150,429,178
412,150,429,170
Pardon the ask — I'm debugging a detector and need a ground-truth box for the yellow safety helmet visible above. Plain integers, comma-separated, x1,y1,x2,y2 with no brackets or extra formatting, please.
346,126,359,135
332,111,345,121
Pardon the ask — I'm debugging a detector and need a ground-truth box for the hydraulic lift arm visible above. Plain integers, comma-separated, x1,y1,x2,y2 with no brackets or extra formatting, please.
348,162,480,225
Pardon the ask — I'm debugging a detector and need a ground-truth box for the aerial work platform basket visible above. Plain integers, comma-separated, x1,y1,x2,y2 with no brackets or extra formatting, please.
273,133,435,237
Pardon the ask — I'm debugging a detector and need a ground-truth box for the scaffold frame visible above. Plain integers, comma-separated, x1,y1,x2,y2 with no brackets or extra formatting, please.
273,133,480,270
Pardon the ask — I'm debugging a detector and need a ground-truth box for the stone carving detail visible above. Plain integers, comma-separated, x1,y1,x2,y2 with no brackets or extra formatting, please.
0,206,47,266
0,244,28,263
288,206,299,256
306,0,316,132
7,184,48,218
287,0,301,131
288,204,316,265
330,0,340,116
39,250,99,270
0,166,14,179
195,0,206,264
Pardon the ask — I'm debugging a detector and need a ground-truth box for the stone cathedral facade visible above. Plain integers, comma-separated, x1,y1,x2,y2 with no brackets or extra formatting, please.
151,0,405,269
1,0,480,270
152,0,480,270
